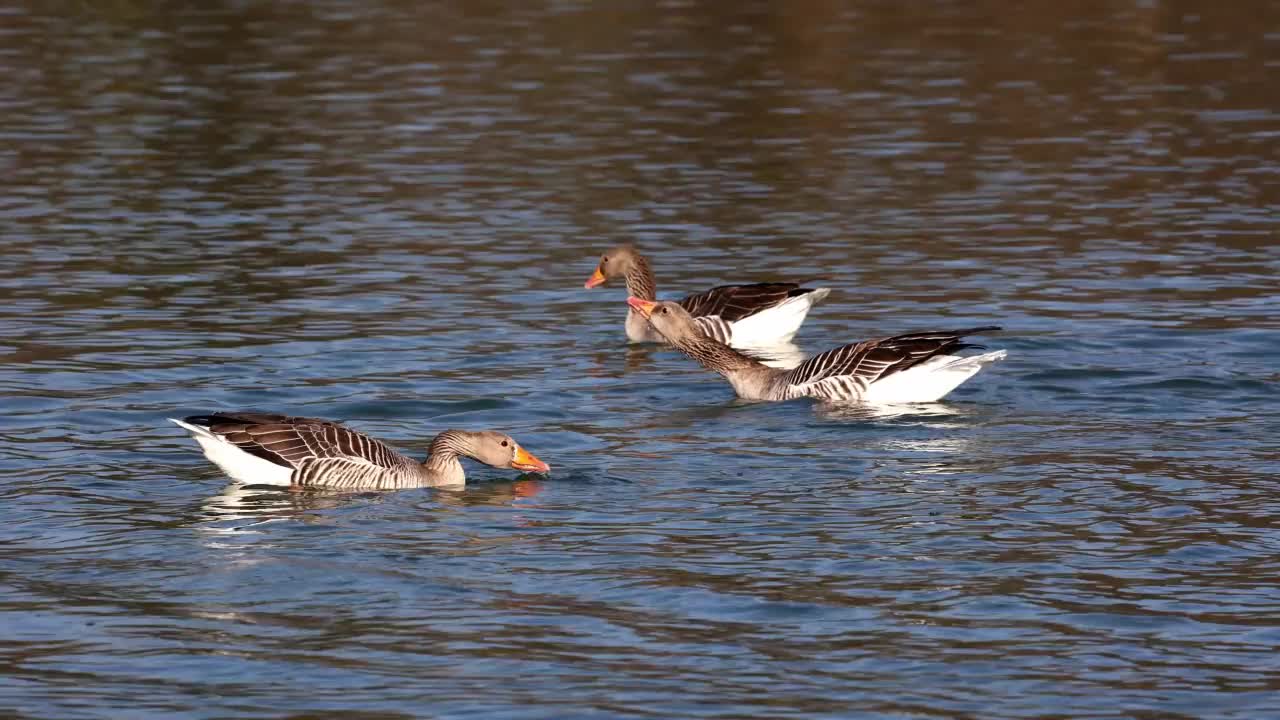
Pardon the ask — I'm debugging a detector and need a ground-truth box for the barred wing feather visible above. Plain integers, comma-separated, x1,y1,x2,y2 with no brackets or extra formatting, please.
679,283,805,322
692,315,733,344
783,326,1001,391
190,412,408,471
294,456,398,489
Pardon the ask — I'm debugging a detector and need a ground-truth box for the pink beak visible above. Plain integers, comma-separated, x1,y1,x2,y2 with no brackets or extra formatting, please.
626,297,657,317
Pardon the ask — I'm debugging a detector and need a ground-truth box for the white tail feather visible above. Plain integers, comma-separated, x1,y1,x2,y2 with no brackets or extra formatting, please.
863,350,1007,404
729,287,831,347
169,418,294,486
169,417,213,438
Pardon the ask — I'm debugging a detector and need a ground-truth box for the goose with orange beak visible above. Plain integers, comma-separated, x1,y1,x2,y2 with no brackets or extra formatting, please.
627,296,1006,404
586,244,830,347
171,412,550,489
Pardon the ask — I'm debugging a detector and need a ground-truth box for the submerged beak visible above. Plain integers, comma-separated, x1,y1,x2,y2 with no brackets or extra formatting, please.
584,266,606,289
512,446,551,474
626,296,657,318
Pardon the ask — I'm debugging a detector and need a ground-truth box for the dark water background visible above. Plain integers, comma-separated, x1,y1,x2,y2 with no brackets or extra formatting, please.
2,1,1279,717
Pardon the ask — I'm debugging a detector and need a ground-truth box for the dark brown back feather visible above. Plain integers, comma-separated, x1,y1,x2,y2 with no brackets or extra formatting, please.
679,283,813,322
783,326,1001,387
184,413,407,470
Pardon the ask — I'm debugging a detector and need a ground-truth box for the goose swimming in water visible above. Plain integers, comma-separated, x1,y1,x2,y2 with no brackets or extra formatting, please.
584,244,830,347
626,297,1006,404
170,412,549,489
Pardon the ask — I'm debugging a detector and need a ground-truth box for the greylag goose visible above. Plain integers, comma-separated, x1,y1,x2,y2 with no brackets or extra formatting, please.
170,412,549,489
626,297,1006,403
584,244,830,347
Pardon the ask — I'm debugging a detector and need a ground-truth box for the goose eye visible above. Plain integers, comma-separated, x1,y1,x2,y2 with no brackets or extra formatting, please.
601,256,609,264
501,440,509,447
660,307,668,314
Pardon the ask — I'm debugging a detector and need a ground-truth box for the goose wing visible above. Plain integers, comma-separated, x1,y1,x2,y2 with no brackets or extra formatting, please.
679,283,808,322
292,457,393,488
783,327,1001,389
692,315,732,343
185,412,407,470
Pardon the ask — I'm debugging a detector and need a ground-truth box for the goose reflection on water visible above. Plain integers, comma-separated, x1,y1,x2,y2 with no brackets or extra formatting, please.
196,478,547,535
815,401,993,476
611,339,808,375
813,401,964,422
750,341,807,370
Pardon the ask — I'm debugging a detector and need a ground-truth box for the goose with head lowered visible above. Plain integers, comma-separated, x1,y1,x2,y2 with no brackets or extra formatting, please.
170,412,549,489
584,244,830,347
626,297,1006,403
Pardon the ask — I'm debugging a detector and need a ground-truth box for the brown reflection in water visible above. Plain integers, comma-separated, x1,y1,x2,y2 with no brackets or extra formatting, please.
11,1,1275,208
4,0,1271,340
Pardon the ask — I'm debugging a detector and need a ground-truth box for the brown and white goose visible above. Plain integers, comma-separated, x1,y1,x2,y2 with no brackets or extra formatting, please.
627,297,1006,403
584,244,830,347
170,412,549,489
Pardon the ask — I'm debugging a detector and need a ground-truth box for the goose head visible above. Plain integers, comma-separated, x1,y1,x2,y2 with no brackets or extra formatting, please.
584,244,641,288
626,296,701,344
461,431,551,474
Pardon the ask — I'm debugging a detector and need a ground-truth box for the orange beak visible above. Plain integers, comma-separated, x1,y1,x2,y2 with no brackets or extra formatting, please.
512,446,550,474
584,266,606,289
627,296,657,318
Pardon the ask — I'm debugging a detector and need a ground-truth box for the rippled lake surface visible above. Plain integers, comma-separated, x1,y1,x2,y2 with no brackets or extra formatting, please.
2,1,1279,717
